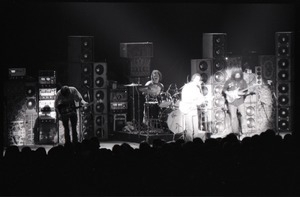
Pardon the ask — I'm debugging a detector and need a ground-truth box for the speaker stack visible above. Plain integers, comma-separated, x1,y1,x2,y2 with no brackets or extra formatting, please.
24,81,38,145
4,69,39,146
37,70,58,144
275,32,294,133
93,62,108,139
68,36,110,140
202,33,227,134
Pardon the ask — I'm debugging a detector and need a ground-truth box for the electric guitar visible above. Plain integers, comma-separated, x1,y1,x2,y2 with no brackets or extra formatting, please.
225,84,259,103
57,99,102,120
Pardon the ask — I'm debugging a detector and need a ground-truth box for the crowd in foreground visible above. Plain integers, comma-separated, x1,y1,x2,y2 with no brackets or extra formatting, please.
0,129,299,196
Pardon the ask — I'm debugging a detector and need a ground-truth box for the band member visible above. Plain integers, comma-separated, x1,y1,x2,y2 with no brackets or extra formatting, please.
143,70,164,125
223,70,248,135
55,86,88,144
179,73,206,141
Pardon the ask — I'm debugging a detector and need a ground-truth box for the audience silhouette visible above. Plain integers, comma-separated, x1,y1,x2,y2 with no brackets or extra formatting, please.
0,129,299,195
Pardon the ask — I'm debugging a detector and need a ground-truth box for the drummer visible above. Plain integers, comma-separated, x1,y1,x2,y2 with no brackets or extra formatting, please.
142,70,164,126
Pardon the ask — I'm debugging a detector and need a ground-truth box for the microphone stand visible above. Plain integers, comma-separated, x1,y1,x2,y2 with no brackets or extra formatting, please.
137,77,141,133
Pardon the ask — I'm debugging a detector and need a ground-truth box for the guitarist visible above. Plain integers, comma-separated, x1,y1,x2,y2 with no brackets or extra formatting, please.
223,70,248,135
54,86,88,144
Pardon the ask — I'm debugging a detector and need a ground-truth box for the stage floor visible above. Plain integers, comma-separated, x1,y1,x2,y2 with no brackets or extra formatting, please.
2,130,291,155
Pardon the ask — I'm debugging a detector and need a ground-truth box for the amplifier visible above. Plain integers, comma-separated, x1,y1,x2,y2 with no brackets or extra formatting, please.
110,89,128,102
39,116,56,123
110,102,128,112
38,70,56,87
113,114,127,132
8,68,26,79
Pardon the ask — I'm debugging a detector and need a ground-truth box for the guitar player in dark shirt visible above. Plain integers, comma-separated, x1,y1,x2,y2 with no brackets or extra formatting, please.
223,70,248,135
55,86,88,144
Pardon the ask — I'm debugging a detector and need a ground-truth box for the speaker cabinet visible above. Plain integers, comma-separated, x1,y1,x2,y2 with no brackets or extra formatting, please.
68,36,94,63
191,59,212,84
258,55,276,83
275,32,294,58
244,102,257,132
93,89,108,114
94,114,108,139
81,113,94,140
202,33,227,59
255,66,263,85
93,62,107,89
120,42,153,58
25,82,37,114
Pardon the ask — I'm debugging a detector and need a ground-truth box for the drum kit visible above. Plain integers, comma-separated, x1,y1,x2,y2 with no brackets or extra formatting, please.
124,82,184,135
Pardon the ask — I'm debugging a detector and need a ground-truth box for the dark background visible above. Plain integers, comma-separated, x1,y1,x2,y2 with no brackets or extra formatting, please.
1,2,297,88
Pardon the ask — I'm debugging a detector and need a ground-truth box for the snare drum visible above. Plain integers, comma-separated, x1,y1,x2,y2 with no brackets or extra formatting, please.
158,92,172,108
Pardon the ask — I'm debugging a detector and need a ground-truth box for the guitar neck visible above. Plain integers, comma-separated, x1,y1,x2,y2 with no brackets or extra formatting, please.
82,99,103,108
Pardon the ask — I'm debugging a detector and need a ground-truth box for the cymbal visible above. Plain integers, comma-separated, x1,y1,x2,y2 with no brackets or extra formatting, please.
124,83,142,87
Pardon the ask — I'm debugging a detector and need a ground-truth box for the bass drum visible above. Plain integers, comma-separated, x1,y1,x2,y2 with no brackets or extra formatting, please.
167,110,184,134
159,108,173,130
